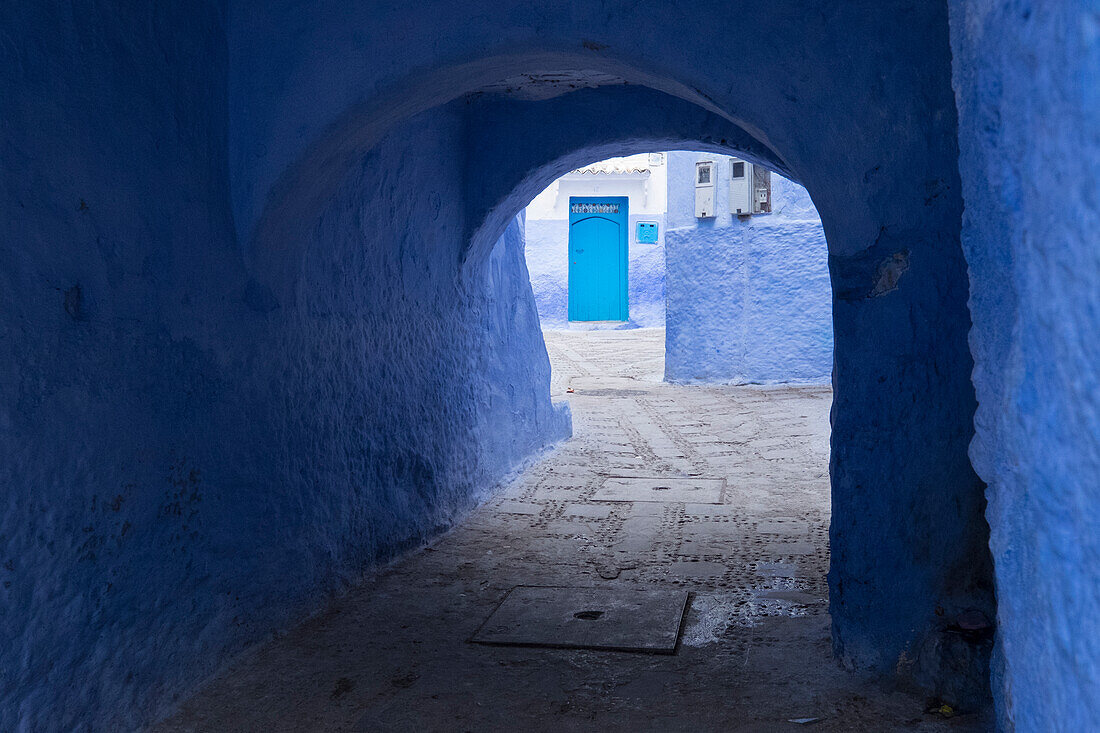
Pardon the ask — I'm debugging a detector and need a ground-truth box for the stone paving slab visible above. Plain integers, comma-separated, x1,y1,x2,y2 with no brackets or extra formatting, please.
495,500,542,515
154,328,987,733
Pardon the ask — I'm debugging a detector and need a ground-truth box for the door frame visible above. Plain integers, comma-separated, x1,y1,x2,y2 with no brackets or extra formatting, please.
567,196,629,322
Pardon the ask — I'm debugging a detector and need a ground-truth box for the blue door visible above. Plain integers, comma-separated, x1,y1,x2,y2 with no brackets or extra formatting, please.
568,197,628,321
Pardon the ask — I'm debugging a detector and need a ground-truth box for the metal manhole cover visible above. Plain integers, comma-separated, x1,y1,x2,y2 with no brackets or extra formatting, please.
470,586,690,654
592,476,726,504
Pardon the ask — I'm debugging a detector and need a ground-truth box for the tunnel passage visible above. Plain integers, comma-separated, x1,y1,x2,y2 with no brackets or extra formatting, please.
2,2,1000,729
455,89,993,705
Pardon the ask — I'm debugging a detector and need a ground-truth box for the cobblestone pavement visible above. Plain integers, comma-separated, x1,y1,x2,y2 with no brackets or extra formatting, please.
157,329,987,732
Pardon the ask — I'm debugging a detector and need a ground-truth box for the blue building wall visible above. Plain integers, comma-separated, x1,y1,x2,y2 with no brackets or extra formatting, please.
0,9,568,729
949,2,1100,728
458,71,990,713
1,0,1027,726
664,152,832,384
525,213,666,329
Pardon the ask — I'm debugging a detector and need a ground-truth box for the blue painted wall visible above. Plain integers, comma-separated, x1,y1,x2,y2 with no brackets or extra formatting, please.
525,213,666,329
949,2,1100,728
1,0,1013,726
0,8,567,729
664,152,832,384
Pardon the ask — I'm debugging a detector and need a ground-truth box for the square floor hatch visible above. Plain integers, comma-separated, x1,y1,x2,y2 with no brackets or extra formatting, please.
592,476,725,504
471,586,689,654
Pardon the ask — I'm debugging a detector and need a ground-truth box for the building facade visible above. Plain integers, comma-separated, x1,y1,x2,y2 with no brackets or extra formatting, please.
664,151,832,384
524,151,832,384
524,153,668,328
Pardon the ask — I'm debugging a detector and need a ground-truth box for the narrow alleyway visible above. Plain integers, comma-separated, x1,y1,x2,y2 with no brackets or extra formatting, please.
157,330,983,732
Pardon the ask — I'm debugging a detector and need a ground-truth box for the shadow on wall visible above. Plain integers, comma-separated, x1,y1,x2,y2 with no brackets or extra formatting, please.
0,76,569,731
949,1,1100,729
0,0,1002,727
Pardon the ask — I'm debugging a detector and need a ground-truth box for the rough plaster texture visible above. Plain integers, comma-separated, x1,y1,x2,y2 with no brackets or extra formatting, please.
524,214,666,329
2,0,1000,725
664,152,832,384
949,1,1100,728
450,64,990,710
1,6,243,729
0,9,565,731
156,330,989,731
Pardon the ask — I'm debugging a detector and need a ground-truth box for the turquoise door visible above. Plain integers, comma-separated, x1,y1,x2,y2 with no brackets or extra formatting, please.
568,197,629,321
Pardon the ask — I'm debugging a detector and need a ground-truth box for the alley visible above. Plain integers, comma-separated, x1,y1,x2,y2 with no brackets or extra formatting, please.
157,330,981,732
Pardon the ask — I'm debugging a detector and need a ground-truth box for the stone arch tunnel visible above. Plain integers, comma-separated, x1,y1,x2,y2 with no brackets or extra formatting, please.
2,1,1097,730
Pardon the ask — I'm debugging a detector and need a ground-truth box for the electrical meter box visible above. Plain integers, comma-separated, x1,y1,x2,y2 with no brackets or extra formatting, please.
694,161,715,218
636,221,659,243
751,164,772,214
729,158,773,215
729,159,752,215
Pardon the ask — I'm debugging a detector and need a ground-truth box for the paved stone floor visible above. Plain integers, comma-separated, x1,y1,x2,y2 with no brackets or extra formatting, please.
156,329,987,732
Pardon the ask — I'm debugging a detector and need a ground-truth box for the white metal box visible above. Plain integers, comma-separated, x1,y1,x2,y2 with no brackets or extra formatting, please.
694,161,715,218
729,158,773,215
729,158,752,215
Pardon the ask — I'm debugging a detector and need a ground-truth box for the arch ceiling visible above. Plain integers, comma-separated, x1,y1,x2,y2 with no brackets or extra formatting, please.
231,0,989,697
